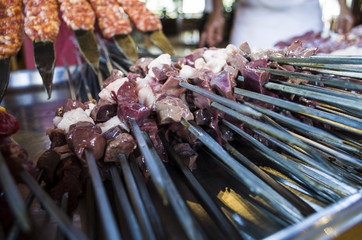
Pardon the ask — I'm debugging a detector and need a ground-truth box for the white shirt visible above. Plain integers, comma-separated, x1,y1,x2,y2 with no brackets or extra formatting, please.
230,0,324,49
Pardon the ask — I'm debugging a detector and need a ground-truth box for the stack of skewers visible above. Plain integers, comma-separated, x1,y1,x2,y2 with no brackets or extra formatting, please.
2,35,361,239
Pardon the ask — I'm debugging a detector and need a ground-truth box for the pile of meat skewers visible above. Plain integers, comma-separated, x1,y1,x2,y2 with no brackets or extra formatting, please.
37,39,362,218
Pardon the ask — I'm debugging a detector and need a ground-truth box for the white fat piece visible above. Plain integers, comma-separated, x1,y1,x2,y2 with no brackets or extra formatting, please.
179,65,197,79
135,75,157,110
203,48,228,74
98,116,129,133
98,77,129,103
84,103,96,117
56,108,94,133
147,54,172,78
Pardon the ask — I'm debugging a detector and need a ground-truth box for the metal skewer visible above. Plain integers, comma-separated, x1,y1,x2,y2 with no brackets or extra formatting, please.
129,118,207,240
159,133,242,240
20,171,87,240
128,154,166,240
109,163,143,240
234,88,362,135
116,153,157,240
0,58,11,102
259,67,362,90
269,55,362,65
180,119,305,223
85,150,122,240
7,169,44,240
0,153,31,232
264,82,362,111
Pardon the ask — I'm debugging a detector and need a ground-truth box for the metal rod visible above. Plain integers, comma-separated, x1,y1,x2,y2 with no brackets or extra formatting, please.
285,62,362,73
264,82,362,111
222,119,342,203
117,154,156,240
179,82,262,117
259,67,362,90
20,171,87,240
180,119,305,223
244,101,361,155
269,56,362,64
85,150,122,240
211,102,329,164
55,193,69,240
234,88,362,134
128,154,166,240
0,153,31,232
129,118,207,240
159,133,242,240
222,141,316,216
109,164,143,240
85,179,97,240
7,169,44,240
264,190,362,240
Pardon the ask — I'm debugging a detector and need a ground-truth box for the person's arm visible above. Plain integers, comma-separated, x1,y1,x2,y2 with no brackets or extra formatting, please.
199,0,225,47
334,0,354,33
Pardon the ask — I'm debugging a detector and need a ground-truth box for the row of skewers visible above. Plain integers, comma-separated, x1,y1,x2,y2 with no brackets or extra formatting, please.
0,0,174,101
1,39,362,240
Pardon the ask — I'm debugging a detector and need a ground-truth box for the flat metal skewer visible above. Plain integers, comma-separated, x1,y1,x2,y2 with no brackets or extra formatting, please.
243,101,361,155
85,150,122,240
180,119,305,223
0,153,31,232
0,58,11,102
20,170,87,240
7,169,44,240
259,67,362,90
179,82,262,117
117,153,157,240
234,88,362,135
159,133,242,240
109,163,143,240
221,119,342,203
264,82,362,111
129,118,207,240
269,55,362,65
128,154,166,240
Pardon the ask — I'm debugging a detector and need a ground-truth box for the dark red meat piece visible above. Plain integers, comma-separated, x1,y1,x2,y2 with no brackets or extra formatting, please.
90,102,117,122
117,103,150,126
210,70,235,100
116,81,138,104
242,59,270,94
104,133,136,162
0,111,19,136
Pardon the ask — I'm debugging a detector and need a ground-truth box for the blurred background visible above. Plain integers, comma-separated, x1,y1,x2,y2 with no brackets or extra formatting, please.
10,0,362,71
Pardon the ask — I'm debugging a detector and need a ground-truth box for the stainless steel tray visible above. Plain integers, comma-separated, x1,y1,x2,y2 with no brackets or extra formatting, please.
2,67,362,240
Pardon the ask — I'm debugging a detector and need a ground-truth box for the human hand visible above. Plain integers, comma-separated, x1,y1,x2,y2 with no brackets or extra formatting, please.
333,6,354,34
199,13,225,47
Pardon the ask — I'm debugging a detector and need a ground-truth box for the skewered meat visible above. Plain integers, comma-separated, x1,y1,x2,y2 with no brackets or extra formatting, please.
23,0,60,42
89,0,132,38
242,59,270,94
58,0,95,30
0,0,23,58
117,0,162,32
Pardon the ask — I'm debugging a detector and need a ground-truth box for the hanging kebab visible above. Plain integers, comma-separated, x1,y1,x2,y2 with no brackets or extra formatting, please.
23,0,60,99
89,0,138,62
0,0,23,101
58,0,101,77
117,0,175,55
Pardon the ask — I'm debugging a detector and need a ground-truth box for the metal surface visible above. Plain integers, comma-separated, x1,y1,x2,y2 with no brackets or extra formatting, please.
0,57,10,102
33,41,56,99
148,31,176,56
73,30,100,74
113,34,138,63
2,67,362,239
